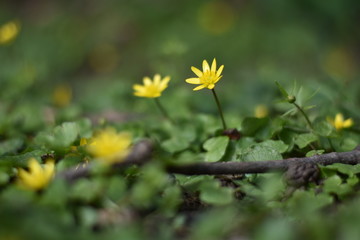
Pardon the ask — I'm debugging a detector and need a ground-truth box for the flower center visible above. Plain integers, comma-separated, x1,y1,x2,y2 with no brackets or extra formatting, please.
146,85,160,96
200,70,218,85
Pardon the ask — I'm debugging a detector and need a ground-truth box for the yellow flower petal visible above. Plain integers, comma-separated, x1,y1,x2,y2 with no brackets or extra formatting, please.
334,113,344,130
193,85,206,91
154,74,161,85
328,113,354,131
159,76,170,91
191,66,203,77
211,58,217,72
133,84,144,91
207,83,215,89
343,118,354,128
216,65,224,77
17,158,55,191
185,78,201,84
214,76,223,83
87,128,132,164
202,60,210,72
143,77,152,86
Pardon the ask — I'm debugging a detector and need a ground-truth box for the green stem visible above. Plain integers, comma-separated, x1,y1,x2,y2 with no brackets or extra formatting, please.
293,102,313,130
211,89,227,130
154,98,173,124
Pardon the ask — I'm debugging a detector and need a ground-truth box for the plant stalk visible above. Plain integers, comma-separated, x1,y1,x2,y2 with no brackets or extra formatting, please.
154,98,173,124
211,89,227,130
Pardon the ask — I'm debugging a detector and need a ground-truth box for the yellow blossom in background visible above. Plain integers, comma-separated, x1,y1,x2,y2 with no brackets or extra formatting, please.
133,74,170,98
322,47,355,82
198,1,236,35
53,84,72,107
80,138,88,146
254,105,269,118
87,128,132,164
17,158,55,191
186,58,224,91
88,43,120,73
0,20,20,45
328,113,354,131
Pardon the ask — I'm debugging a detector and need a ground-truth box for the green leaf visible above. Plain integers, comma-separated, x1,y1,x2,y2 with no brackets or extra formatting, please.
75,118,92,138
161,125,196,153
275,81,289,98
306,149,325,157
242,145,283,162
159,185,182,215
53,122,79,148
258,140,288,153
241,117,268,136
313,120,333,137
0,150,46,168
294,133,318,149
203,136,229,162
286,190,333,216
35,122,79,151
199,178,233,205
70,178,104,202
0,138,24,156
323,163,360,178
323,175,352,197
130,164,168,207
106,176,127,201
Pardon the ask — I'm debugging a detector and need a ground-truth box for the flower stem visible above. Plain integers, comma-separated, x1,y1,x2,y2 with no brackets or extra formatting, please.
293,102,313,130
154,98,173,124
211,89,227,130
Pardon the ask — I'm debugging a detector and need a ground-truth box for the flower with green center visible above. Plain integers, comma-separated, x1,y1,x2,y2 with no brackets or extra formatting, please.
185,58,224,91
328,113,354,131
87,128,132,164
133,74,170,98
17,158,55,191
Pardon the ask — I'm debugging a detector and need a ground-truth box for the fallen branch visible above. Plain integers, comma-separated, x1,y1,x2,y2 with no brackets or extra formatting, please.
167,146,360,175
58,140,360,181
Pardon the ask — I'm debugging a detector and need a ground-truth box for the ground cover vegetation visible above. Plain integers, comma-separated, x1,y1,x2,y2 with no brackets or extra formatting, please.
1,1,360,239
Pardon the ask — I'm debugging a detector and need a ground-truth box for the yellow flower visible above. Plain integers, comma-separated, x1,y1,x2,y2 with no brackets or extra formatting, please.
80,138,88,146
17,158,55,191
185,58,224,91
328,113,354,131
53,84,72,107
133,74,170,98
87,128,132,164
0,20,20,45
254,104,269,118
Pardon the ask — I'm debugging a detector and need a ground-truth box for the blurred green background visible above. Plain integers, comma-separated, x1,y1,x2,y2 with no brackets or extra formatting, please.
1,0,359,125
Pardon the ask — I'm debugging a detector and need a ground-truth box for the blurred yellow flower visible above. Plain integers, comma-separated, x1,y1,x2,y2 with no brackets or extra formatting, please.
328,113,354,131
198,1,235,35
254,105,269,118
0,20,20,45
17,158,55,191
87,128,132,164
133,74,170,98
53,84,72,107
185,58,224,91
80,138,88,146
